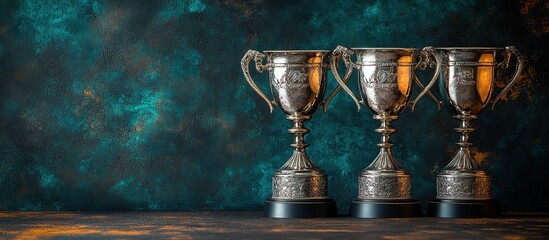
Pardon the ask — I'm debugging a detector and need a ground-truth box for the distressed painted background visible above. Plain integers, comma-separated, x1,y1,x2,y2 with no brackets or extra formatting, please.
0,0,547,211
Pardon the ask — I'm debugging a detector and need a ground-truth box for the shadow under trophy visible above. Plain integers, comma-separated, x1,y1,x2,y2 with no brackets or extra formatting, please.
330,46,442,218
428,47,525,218
241,50,338,218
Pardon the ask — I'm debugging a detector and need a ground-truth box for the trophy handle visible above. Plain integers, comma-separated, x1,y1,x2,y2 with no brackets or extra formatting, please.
323,47,355,112
411,46,443,111
413,75,442,110
328,45,361,111
491,46,525,110
241,50,276,113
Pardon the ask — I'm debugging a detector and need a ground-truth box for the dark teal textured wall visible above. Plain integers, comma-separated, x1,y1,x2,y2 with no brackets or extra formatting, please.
0,0,547,211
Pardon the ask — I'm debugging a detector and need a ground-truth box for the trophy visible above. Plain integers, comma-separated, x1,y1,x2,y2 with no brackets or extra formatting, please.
241,49,339,218
428,47,525,218
330,46,442,218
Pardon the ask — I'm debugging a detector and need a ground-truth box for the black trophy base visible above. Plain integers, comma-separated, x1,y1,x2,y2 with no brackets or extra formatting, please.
263,198,337,218
428,199,499,218
349,199,421,218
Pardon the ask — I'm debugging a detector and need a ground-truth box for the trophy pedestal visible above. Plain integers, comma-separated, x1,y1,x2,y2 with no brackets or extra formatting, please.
264,198,337,218
264,167,337,218
429,170,499,218
350,199,421,218
350,170,421,218
428,199,499,218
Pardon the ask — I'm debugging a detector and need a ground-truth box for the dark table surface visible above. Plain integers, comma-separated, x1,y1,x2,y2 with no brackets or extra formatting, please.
0,211,548,239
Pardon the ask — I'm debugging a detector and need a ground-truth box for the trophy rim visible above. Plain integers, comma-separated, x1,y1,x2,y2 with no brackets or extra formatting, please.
351,47,418,51
436,47,504,50
263,50,330,53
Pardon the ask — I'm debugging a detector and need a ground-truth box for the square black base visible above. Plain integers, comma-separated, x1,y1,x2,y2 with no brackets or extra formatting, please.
428,199,499,218
263,198,337,218
349,199,421,218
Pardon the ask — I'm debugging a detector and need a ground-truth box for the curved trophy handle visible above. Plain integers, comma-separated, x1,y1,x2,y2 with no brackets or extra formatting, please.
411,46,443,111
413,75,442,110
491,46,525,110
323,47,355,112
328,45,361,111
241,50,276,113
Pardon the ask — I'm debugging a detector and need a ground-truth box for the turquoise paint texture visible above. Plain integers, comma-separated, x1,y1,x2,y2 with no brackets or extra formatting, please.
0,0,547,211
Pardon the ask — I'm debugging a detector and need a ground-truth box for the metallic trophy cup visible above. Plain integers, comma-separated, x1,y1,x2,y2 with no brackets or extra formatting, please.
241,50,338,218
330,46,442,218
428,47,525,218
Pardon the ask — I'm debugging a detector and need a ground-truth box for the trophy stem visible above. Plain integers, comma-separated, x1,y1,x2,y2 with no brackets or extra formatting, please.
279,113,319,170
350,115,420,218
444,114,482,171
356,115,412,200
289,113,310,152
430,113,496,218
266,112,337,218
366,115,403,171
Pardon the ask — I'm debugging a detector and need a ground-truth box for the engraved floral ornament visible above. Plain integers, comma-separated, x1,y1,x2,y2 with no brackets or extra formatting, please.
273,70,309,89
453,68,476,86
362,68,398,88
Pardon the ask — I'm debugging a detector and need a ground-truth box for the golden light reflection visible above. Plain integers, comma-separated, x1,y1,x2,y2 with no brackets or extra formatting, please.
307,56,322,94
397,56,412,95
477,53,494,103
269,228,362,233
474,151,490,164
11,224,152,238
83,89,93,98
16,225,101,238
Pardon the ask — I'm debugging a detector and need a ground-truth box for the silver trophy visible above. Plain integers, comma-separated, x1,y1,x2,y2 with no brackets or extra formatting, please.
241,50,338,218
429,47,525,218
330,46,441,218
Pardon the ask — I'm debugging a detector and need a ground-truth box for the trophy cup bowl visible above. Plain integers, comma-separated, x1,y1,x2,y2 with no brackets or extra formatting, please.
241,49,338,218
330,46,442,218
428,47,525,218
